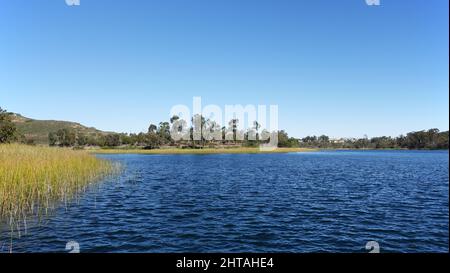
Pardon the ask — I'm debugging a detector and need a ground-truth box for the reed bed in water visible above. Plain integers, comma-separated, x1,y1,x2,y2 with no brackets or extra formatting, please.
0,144,117,235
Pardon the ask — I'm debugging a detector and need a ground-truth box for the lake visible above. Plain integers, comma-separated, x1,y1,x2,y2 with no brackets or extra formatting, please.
4,150,449,253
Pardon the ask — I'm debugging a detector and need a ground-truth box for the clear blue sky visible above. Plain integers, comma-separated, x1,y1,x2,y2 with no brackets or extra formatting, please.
0,0,448,138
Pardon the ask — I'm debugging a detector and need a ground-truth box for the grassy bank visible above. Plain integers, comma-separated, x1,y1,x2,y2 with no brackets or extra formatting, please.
0,144,117,236
92,147,318,155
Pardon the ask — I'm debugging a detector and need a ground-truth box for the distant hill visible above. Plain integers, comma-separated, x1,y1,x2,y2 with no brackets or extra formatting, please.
10,113,112,144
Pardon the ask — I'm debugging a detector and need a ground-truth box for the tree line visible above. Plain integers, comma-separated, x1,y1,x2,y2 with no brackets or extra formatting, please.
47,115,449,150
298,129,449,150
47,115,276,149
1,107,448,150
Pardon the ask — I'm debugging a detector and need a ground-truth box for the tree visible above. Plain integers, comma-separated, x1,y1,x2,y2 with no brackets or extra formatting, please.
56,128,76,147
436,131,449,149
371,136,396,149
77,134,88,146
158,122,171,144
48,132,58,146
87,135,99,146
136,132,148,146
228,119,239,143
148,124,157,134
253,121,261,141
318,135,329,143
192,114,206,148
145,132,162,149
103,134,121,147
277,130,298,148
0,107,18,143
170,118,189,147
120,133,133,146
170,115,180,124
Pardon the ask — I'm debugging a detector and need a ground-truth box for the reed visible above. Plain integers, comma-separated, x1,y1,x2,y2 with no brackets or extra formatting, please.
0,144,117,236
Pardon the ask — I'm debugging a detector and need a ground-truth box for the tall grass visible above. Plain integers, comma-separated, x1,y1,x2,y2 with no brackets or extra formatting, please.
0,144,117,239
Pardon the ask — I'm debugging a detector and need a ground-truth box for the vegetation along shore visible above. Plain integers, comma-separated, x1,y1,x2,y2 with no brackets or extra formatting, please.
2,107,448,150
0,144,117,240
92,147,318,155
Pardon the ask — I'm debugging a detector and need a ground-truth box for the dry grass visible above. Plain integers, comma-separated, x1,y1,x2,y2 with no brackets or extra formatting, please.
0,144,117,236
92,147,318,155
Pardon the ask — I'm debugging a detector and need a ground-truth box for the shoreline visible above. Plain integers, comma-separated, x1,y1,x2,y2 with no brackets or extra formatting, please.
90,147,449,155
90,147,319,155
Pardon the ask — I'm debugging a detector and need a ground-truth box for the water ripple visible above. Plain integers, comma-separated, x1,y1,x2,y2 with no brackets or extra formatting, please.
2,150,448,253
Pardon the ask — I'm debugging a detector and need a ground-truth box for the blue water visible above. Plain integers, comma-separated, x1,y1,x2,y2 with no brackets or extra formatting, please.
4,150,449,253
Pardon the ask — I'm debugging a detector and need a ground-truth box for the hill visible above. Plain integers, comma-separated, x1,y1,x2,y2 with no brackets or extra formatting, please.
10,113,112,144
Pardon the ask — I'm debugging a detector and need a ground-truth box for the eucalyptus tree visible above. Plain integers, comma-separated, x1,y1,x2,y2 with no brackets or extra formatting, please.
148,124,157,134
170,115,180,124
158,122,171,144
228,119,239,144
253,120,261,142
192,114,206,148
